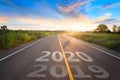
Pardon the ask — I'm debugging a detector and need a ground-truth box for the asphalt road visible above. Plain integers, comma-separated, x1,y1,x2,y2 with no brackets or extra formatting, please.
0,34,120,80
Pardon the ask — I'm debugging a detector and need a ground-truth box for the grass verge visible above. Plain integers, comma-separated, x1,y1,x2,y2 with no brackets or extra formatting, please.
0,30,63,49
68,32,120,52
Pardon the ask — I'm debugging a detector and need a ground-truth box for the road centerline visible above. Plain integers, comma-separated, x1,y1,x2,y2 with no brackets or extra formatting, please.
58,35,74,80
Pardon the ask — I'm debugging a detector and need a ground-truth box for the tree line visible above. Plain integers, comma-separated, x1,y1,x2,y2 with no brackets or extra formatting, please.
94,24,120,33
0,24,120,33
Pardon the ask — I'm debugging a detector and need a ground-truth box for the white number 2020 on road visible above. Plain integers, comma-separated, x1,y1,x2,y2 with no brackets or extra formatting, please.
36,51,93,62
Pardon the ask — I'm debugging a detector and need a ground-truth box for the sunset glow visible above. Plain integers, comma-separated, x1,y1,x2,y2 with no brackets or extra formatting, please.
0,0,120,31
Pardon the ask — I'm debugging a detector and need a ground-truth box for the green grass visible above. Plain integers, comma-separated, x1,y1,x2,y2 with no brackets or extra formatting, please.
69,32,120,52
0,30,63,49
1,30,120,52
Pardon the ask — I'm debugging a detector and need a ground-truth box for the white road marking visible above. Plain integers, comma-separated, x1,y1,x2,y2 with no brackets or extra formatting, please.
50,65,67,78
65,51,80,62
71,65,92,78
27,64,48,77
66,35,120,60
83,42,120,60
36,51,51,62
0,37,48,62
88,65,110,78
76,52,93,62
52,51,64,62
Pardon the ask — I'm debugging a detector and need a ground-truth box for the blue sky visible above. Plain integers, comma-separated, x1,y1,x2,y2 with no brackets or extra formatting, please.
0,0,120,30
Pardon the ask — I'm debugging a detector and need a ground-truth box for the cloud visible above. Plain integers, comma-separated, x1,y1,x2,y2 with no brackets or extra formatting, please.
68,13,93,24
1,0,37,16
58,0,90,12
67,13,111,24
1,12,113,31
0,16,8,23
10,16,93,31
1,0,62,19
94,13,111,23
95,18,120,24
16,13,100,27
97,2,120,9
7,13,111,26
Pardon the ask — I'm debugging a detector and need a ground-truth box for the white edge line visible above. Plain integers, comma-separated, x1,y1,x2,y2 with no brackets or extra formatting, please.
0,37,48,62
83,42,120,60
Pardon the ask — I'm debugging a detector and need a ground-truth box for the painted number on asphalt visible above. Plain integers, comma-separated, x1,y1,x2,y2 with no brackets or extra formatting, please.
36,51,93,62
27,65,109,78
27,65,47,77
27,51,109,79
36,51,50,62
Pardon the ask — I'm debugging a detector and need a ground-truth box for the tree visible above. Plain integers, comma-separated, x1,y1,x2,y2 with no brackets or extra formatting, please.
0,26,2,30
117,26,120,33
112,25,117,32
94,24,111,32
1,25,8,30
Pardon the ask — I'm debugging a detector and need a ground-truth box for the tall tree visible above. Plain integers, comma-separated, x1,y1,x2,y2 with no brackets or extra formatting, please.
0,26,2,30
112,25,117,32
94,24,110,32
117,26,120,33
1,25,8,30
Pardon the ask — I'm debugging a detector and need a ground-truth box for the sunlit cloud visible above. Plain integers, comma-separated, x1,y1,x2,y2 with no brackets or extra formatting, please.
58,0,90,12
14,13,111,31
94,13,111,23
0,16,8,23
0,0,120,31
1,12,112,31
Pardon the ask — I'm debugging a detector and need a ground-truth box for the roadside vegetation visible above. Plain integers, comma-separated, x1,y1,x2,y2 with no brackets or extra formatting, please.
0,26,63,49
0,24,120,52
69,24,120,52
69,32,120,52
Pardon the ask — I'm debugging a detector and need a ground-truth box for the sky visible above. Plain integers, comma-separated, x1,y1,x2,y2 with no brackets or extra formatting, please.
0,0,120,31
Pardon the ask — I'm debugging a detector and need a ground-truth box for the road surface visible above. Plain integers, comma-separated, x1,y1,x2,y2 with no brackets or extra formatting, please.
0,34,120,80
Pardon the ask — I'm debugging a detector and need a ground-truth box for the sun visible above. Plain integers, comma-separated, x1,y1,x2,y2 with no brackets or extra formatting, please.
69,23,91,31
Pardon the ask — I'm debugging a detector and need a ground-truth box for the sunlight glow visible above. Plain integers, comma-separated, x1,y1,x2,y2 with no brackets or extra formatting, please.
69,23,94,31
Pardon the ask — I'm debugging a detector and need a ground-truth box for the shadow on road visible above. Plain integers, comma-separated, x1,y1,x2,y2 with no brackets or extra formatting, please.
63,40,70,48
